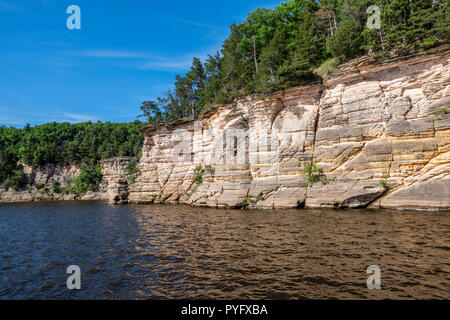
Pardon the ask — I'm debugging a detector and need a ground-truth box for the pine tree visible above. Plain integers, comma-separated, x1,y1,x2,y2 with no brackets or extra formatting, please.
138,101,162,125
327,19,364,59
142,0,449,124
204,52,223,106
188,57,207,115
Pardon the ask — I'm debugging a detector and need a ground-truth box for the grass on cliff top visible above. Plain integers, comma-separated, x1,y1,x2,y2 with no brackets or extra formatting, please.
314,57,340,79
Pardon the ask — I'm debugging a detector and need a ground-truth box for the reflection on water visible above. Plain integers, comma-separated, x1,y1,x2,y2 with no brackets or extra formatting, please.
0,201,448,299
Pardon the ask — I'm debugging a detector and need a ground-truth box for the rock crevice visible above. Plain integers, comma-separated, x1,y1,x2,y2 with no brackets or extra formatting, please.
129,46,450,211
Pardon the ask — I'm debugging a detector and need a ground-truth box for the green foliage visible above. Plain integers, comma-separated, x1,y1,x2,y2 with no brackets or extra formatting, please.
420,36,438,49
304,163,326,186
242,194,265,208
36,183,46,190
434,106,449,119
0,121,144,190
242,195,252,208
225,107,244,121
125,158,139,184
51,181,61,194
194,165,205,185
138,101,164,125
315,57,340,78
126,159,139,176
0,127,23,188
189,165,213,195
62,182,72,196
327,20,363,59
379,179,388,189
440,107,449,115
69,163,102,197
141,0,448,120
4,167,27,191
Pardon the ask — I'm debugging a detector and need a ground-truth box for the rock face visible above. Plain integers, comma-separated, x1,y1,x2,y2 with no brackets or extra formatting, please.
100,157,134,204
129,46,450,211
0,159,131,203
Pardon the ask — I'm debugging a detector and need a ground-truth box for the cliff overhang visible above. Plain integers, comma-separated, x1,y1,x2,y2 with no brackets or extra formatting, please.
129,46,450,211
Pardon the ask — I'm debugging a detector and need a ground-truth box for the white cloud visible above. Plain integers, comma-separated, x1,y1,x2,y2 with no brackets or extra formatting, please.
174,19,224,31
140,58,194,71
141,46,221,72
54,112,100,123
73,49,153,59
0,1,25,13
71,47,218,72
0,107,101,126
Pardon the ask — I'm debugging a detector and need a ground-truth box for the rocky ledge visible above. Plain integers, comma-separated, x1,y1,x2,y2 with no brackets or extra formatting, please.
128,46,450,211
0,158,133,204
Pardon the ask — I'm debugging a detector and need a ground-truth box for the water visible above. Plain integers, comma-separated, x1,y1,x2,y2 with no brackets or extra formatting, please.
0,201,448,300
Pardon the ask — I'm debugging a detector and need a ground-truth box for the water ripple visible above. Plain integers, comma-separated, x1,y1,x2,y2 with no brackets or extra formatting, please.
0,202,448,300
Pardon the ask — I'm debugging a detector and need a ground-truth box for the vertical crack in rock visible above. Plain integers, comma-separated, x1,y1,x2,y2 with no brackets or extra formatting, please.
126,46,450,211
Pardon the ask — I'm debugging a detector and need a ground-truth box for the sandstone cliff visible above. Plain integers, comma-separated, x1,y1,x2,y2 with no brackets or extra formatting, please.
128,46,450,211
0,158,132,204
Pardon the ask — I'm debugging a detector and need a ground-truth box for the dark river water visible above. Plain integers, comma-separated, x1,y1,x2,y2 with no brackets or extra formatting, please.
0,201,448,300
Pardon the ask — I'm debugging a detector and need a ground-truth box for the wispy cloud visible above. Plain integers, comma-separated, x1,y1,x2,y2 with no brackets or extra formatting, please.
174,19,224,31
0,119,23,126
0,1,25,13
140,57,195,71
0,107,101,127
73,49,153,59
70,48,217,72
0,106,23,125
54,112,100,123
140,44,222,71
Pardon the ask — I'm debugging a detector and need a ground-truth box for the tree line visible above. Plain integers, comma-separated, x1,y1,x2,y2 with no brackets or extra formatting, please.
139,0,449,124
0,121,144,190
1,0,448,190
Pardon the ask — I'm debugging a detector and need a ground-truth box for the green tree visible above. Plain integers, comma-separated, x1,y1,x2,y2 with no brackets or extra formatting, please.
142,0,449,120
327,19,364,59
138,101,162,125
203,52,224,106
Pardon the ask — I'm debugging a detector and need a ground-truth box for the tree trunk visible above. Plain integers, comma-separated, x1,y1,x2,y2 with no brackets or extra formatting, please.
329,17,334,36
379,29,386,52
252,36,258,73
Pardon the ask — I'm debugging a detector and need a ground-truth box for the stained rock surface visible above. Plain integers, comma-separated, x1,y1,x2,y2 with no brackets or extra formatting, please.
129,47,450,210
0,158,131,203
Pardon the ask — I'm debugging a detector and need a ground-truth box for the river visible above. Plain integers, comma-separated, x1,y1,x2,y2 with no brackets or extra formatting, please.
0,201,448,299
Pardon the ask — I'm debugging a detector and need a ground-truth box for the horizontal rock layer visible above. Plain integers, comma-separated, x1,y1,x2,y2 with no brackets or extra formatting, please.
0,158,131,203
129,47,450,211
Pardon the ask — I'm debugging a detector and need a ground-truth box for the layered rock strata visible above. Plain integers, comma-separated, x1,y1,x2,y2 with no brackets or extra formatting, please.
129,47,450,211
0,158,131,203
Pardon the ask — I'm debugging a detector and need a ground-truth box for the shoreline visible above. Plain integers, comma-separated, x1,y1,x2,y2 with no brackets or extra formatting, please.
1,198,449,212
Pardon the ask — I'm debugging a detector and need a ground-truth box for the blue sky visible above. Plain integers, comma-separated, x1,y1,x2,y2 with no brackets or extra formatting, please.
0,0,279,127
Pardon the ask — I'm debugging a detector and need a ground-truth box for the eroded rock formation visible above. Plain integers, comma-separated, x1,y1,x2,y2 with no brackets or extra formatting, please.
129,46,450,211
0,158,131,203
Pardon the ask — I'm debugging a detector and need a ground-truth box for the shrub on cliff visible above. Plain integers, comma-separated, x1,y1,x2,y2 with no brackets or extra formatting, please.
51,181,61,194
304,163,327,186
69,163,102,197
4,168,27,191
194,166,205,185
